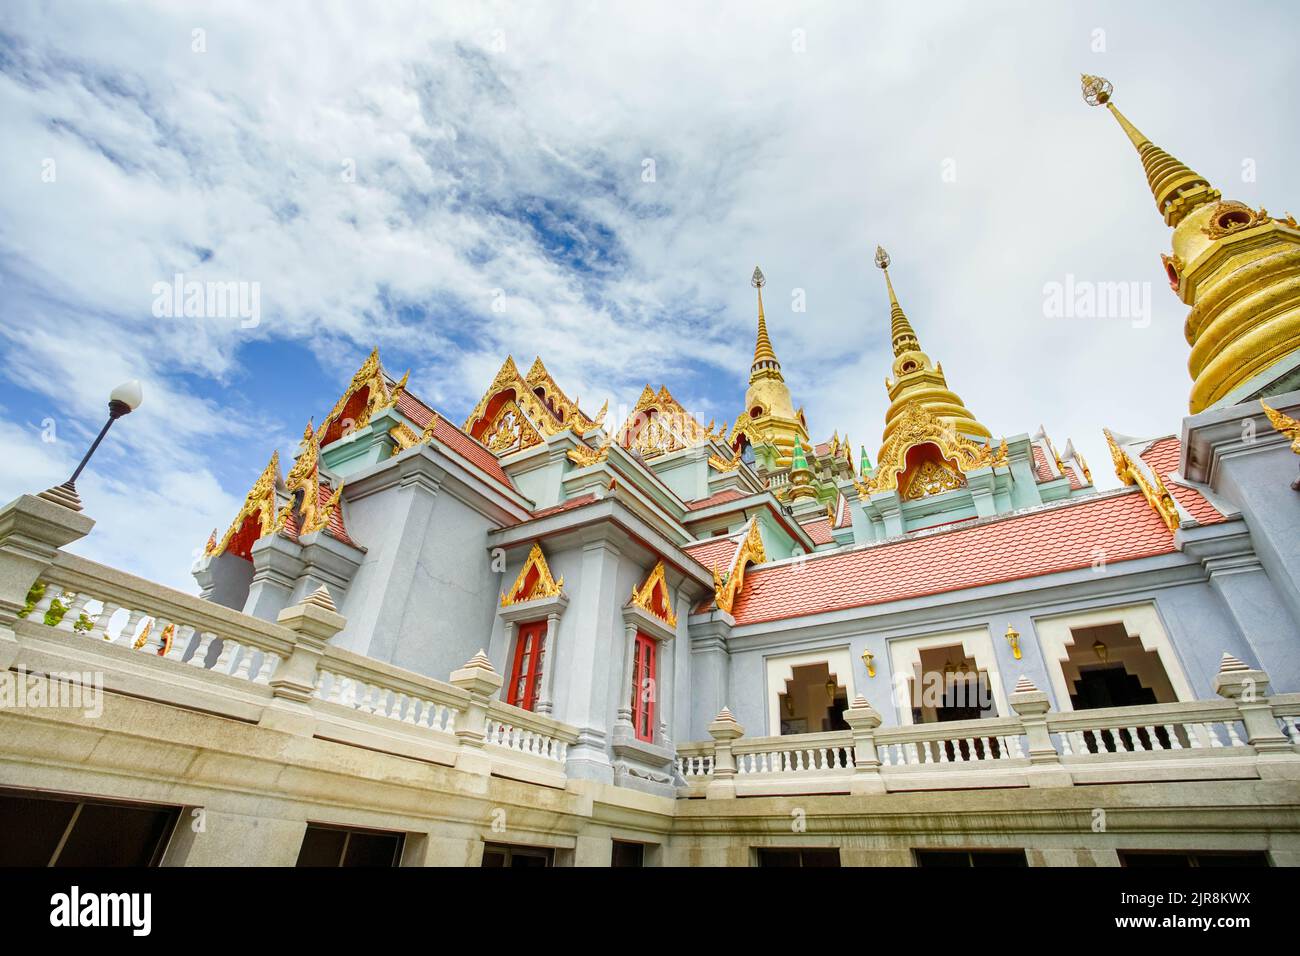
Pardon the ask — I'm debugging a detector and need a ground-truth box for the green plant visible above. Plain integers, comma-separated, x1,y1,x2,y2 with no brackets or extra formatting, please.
17,581,46,619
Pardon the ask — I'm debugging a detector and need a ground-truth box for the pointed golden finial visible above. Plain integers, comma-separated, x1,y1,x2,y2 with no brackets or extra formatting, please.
1081,74,1219,227
875,245,919,357
750,265,779,374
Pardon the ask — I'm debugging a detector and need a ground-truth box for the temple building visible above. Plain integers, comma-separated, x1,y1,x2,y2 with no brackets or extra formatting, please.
2,76,1300,868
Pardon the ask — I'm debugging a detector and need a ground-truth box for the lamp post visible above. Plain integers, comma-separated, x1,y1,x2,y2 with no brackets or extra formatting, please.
43,380,143,512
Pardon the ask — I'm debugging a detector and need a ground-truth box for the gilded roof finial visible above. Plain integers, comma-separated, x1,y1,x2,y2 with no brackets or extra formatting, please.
750,265,780,375
874,245,919,358
1081,73,1219,227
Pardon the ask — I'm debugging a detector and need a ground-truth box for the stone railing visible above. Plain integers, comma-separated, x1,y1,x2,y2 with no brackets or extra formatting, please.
1,494,579,789
677,668,1300,798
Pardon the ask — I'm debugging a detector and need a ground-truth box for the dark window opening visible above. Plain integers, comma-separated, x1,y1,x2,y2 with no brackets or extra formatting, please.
914,849,1028,868
0,788,178,867
611,841,646,867
296,823,404,867
755,847,841,868
1120,851,1269,868
482,843,553,867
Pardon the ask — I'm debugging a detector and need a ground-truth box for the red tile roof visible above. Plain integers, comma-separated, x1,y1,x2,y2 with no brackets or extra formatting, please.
726,490,1183,626
530,493,599,519
682,534,742,572
394,388,516,491
1031,445,1055,482
833,493,853,529
1137,437,1226,526
685,488,748,511
798,516,835,546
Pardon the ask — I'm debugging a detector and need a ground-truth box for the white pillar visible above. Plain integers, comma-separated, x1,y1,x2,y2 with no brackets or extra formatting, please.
657,636,675,746
616,621,637,726
537,612,560,715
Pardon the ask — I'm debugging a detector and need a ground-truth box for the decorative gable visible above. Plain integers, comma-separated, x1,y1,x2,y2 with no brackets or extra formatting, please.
859,402,1007,499
629,560,677,628
500,543,565,606
207,453,281,559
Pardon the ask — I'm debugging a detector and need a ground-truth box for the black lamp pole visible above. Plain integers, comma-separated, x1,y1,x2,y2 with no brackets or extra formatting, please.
63,398,133,493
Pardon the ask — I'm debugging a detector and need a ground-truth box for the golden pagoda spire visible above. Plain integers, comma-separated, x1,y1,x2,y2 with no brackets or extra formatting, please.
731,265,809,468
876,246,920,357
1083,74,1300,414
873,246,990,443
1081,74,1220,228
749,266,781,378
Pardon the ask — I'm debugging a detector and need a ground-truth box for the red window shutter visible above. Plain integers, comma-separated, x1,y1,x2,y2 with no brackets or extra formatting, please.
630,632,656,742
507,621,546,711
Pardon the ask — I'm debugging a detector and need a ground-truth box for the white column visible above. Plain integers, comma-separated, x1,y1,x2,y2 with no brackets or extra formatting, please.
616,621,638,726
536,612,560,715
657,636,675,746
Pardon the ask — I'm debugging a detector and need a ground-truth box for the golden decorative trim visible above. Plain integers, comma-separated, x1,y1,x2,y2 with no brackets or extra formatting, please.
566,440,611,467
901,457,965,500
860,403,1007,499
708,451,741,472
500,542,565,606
1201,200,1272,241
463,356,602,455
317,348,405,445
1260,400,1300,454
616,384,724,458
389,421,422,454
712,519,767,615
629,560,677,628
208,452,280,557
1104,429,1180,531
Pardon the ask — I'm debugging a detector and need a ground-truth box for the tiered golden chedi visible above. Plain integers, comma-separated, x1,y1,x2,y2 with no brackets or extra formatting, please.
728,267,811,468
874,246,991,443
1083,74,1300,413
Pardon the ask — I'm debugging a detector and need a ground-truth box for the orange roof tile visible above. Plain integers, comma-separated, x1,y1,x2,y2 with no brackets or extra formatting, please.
1031,445,1055,482
394,389,516,491
798,516,835,546
682,534,742,572
685,488,748,511
727,490,1183,626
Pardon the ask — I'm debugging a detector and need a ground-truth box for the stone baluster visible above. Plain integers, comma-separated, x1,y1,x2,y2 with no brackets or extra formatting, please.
1008,675,1071,788
1213,653,1299,778
255,585,347,735
705,707,744,799
449,650,504,776
842,695,886,794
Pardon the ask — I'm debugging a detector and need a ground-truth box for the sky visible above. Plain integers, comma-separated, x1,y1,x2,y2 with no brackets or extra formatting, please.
1,1,1297,591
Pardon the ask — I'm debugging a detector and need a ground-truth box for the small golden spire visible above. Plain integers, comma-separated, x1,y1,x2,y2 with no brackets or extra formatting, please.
750,266,780,375
875,245,919,357
1081,74,1220,227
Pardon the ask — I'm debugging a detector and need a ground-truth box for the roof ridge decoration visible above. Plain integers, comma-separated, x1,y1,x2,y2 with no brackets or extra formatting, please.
207,452,281,557
1259,400,1300,491
1260,400,1300,454
500,542,565,606
566,438,612,467
1104,428,1180,531
617,383,723,458
712,517,767,615
858,402,1007,499
463,355,602,456
273,421,346,539
629,559,677,627
317,348,407,446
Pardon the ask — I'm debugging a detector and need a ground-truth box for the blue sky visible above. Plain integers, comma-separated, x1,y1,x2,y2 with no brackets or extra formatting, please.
2,1,1298,589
